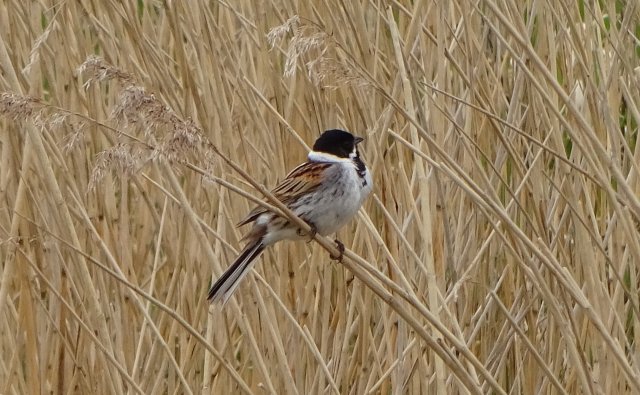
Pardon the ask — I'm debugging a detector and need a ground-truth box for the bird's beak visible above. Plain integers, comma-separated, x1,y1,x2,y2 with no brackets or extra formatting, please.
354,136,364,145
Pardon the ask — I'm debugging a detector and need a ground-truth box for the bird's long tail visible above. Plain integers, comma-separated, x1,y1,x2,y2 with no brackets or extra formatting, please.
207,240,265,304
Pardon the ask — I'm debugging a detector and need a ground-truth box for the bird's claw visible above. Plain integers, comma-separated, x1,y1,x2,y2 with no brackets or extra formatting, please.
330,239,345,261
297,222,317,242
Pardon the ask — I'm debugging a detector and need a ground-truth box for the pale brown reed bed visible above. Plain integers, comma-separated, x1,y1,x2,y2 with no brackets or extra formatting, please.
1,1,639,394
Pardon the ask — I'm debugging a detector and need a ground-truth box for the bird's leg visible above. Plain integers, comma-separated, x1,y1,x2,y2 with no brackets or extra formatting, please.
296,220,317,242
330,239,345,261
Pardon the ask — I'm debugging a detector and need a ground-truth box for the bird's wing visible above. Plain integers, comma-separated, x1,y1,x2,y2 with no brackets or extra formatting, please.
237,161,333,226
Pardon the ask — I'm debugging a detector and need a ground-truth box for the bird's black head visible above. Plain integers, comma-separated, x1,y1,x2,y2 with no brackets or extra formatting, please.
312,129,364,158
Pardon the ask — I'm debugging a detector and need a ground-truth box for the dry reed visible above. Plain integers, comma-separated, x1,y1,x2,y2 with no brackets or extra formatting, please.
1,0,639,394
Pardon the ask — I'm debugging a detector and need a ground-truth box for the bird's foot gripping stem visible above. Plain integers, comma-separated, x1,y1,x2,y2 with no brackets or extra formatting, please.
330,239,345,261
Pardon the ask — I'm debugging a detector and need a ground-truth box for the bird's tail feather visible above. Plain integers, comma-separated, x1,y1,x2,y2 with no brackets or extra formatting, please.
208,240,265,304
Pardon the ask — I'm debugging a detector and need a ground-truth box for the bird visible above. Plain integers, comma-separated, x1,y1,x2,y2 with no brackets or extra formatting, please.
208,129,372,304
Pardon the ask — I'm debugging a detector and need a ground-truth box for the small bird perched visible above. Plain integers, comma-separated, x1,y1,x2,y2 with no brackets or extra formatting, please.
208,129,372,304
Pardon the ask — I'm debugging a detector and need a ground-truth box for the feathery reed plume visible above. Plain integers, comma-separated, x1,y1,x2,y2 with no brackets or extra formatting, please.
60,123,87,153
88,143,144,190
22,18,58,76
268,17,368,88
78,55,137,88
283,26,327,78
77,56,215,188
306,56,369,88
0,92,79,137
0,92,45,122
266,15,299,48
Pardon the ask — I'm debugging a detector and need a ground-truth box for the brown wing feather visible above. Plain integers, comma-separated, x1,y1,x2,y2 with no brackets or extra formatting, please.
237,161,331,226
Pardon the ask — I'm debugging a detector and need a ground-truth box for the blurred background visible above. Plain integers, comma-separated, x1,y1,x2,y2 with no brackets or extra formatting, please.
1,1,639,394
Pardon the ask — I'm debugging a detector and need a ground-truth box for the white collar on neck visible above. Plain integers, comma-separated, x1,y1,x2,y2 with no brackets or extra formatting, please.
308,150,350,163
